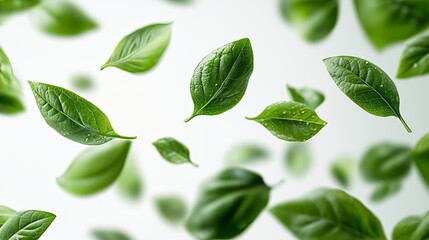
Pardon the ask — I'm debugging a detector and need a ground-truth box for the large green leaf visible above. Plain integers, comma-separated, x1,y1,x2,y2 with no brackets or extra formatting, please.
0,47,24,114
0,206,16,227
397,33,429,79
392,211,429,240
0,0,41,14
0,210,56,240
412,132,429,189
286,84,325,109
155,195,187,224
153,137,197,166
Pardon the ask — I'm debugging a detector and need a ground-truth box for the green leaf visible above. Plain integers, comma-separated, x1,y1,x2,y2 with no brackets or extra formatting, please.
155,195,187,224
323,56,411,132
101,23,172,73
184,38,254,122
360,143,411,182
185,167,270,239
0,47,25,114
71,74,94,91
270,188,387,240
392,211,429,240
279,0,338,42
29,81,136,145
32,0,97,37
117,155,143,200
0,0,41,14
225,143,269,165
0,206,17,227
57,140,132,196
163,0,194,5
286,84,325,109
0,210,56,240
354,0,429,49
153,137,198,167
397,33,429,79
285,143,311,176
412,132,429,189
246,101,327,142
330,156,354,188
370,181,401,202
92,229,132,240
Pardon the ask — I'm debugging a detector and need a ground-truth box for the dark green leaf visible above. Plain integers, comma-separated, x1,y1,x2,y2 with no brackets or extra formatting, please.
412,132,429,189
58,140,132,196
397,33,429,79
246,101,326,142
32,0,97,36
71,74,94,91
29,81,136,145
279,0,338,42
153,137,198,167
0,206,16,227
330,156,354,188
370,181,401,202
0,0,41,14
323,56,411,132
185,38,253,122
185,167,270,239
360,143,411,182
155,195,187,224
354,0,429,49
392,211,429,240
101,23,171,73
285,143,311,176
0,210,56,240
286,84,325,109
92,229,132,240
0,47,24,114
117,155,143,200
225,143,269,165
270,188,387,240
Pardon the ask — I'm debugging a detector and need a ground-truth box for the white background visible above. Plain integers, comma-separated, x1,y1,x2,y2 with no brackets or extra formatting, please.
1,0,429,239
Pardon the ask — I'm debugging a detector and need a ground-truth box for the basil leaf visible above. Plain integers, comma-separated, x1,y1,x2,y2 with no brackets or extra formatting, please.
153,137,198,167
246,101,326,142
412,132,429,189
285,143,311,176
93,229,132,240
58,140,132,196
360,143,411,182
323,56,411,132
397,33,429,79
0,210,56,240
0,206,17,227
117,155,143,201
279,0,338,42
185,167,270,239
71,74,94,91
330,156,354,188
0,0,41,14
392,211,429,240
354,0,429,49
184,38,254,122
155,195,187,224
225,143,269,165
370,181,401,202
270,188,387,240
32,0,97,37
286,84,325,110
0,47,24,114
101,23,171,73
29,81,136,145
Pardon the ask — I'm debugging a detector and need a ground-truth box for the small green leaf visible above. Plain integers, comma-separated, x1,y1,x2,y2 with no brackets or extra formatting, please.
412,132,429,189
246,101,327,142
323,56,411,132
397,33,429,79
0,206,17,227
185,167,270,240
392,211,429,240
225,143,269,165
0,210,56,240
279,0,338,42
163,0,193,5
101,23,172,73
360,143,411,182
270,188,387,240
354,0,429,49
285,143,311,176
0,0,41,14
117,155,143,201
32,0,97,37
92,229,132,240
155,195,187,224
29,81,136,145
0,47,25,114
58,140,132,196
153,137,198,167
185,38,254,122
370,181,401,202
71,74,94,91
330,156,354,188
286,84,325,109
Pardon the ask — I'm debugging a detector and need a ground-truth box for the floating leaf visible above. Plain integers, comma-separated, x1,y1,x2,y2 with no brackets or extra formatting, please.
392,211,429,240
397,33,429,79
330,156,354,187
286,84,325,109
285,143,311,176
225,143,269,165
117,155,143,200
0,206,16,227
92,229,133,240
0,0,41,14
370,181,401,202
0,47,24,114
0,210,56,240
153,137,198,167
412,132,429,189
71,74,94,91
155,195,187,224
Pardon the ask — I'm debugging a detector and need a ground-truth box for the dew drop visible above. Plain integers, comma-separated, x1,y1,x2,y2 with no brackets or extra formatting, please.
282,111,287,114
300,110,306,114
84,137,89,142
365,61,369,64
264,123,268,126
380,84,383,88
413,63,418,68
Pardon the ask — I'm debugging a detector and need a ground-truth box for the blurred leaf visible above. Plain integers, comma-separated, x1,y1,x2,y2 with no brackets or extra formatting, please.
0,210,56,240
270,188,387,240
117,155,143,201
225,143,269,165
92,229,133,240
58,141,132,196
101,23,171,73
0,47,25,114
354,0,429,49
71,74,94,91
360,142,411,182
153,137,198,167
186,167,270,240
155,195,187,224
32,0,97,37
246,101,327,142
286,84,325,110
370,181,401,202
397,32,429,79
163,0,194,5
279,0,338,42
0,0,41,14
330,156,354,187
0,206,16,227
392,211,429,240
412,132,429,189
285,143,311,176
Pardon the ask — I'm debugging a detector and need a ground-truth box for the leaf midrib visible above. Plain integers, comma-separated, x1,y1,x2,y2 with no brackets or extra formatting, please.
7,214,52,240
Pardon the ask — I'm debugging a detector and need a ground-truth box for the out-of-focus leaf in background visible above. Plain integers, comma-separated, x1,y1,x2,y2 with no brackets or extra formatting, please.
0,47,25,114
70,74,94,91
92,229,133,240
155,195,187,225
285,143,311,176
225,143,269,165
370,181,402,202
397,32,429,79
117,154,143,201
330,155,354,188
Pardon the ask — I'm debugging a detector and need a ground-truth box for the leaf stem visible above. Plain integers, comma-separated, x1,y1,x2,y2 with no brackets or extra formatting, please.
399,116,412,133
184,114,196,123
270,178,285,189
